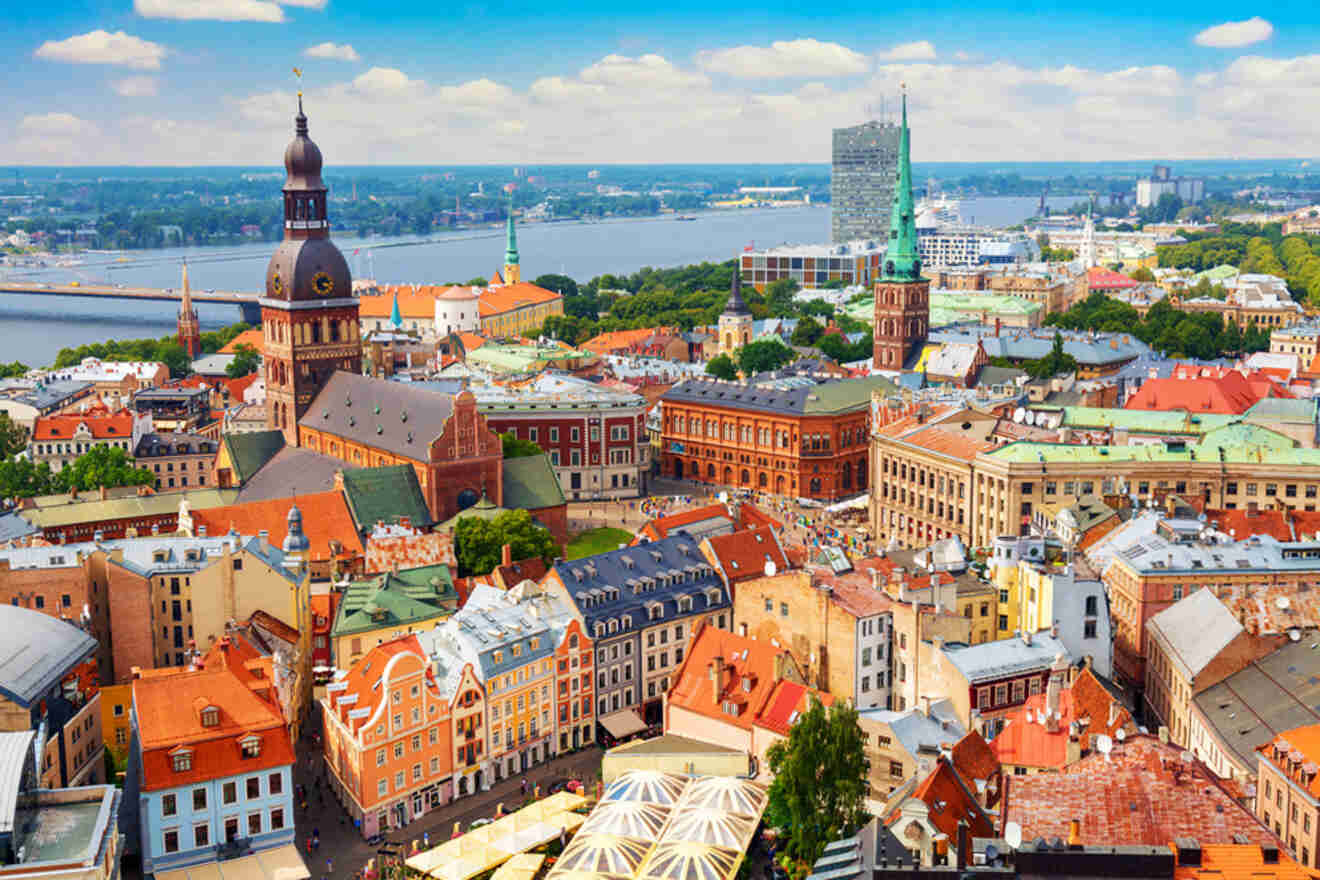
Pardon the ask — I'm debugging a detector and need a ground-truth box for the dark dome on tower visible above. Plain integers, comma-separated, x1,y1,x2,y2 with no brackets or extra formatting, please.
264,98,351,303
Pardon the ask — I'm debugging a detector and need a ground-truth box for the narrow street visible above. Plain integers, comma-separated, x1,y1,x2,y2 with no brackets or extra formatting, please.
291,709,604,880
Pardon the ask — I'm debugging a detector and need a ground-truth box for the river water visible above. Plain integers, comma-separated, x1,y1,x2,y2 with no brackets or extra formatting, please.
0,196,1074,366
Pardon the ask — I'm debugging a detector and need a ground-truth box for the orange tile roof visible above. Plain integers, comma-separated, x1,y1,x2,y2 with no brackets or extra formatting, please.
755,679,834,735
191,490,363,561
365,530,456,574
34,405,133,440
990,668,1133,769
900,424,998,460
1002,734,1277,846
1174,844,1316,880
133,645,293,791
705,525,789,584
329,635,449,736
638,502,781,543
950,730,1001,788
360,285,448,319
667,624,824,733
887,757,994,841
310,592,341,636
458,332,489,352
1205,507,1294,542
803,556,895,619
478,282,562,317
1125,369,1289,415
582,329,655,355
219,329,264,354
1258,724,1320,799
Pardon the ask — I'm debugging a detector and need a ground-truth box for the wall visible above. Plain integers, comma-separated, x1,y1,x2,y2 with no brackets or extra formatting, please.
95,551,153,682
0,555,110,681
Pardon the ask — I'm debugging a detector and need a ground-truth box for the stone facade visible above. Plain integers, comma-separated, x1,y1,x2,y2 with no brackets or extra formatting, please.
831,121,900,243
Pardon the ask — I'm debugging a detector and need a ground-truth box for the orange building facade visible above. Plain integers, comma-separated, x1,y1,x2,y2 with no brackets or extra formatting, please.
554,618,595,753
321,637,455,838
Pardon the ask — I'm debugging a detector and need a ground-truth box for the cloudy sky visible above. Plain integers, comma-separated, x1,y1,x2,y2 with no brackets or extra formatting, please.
7,0,1320,165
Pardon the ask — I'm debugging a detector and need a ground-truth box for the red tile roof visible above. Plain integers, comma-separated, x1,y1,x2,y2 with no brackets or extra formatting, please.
33,405,133,440
582,329,655,355
1001,734,1277,846
704,525,789,584
310,593,341,636
990,668,1134,770
364,531,455,574
887,758,994,841
219,329,264,354
1087,267,1140,291
133,641,293,791
1125,369,1290,415
950,731,1001,790
755,679,834,736
477,282,562,317
637,502,781,543
1174,844,1315,880
191,490,363,561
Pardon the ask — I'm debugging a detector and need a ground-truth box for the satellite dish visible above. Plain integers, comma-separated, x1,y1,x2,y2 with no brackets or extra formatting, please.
1276,596,1291,610
1115,728,1127,742
1013,407,1026,424
1289,629,1302,642
718,491,729,503
984,844,1000,864
1005,822,1022,851
764,560,777,577
1096,735,1113,755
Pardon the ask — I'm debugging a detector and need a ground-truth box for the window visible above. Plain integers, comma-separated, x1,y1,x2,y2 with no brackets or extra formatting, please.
162,794,178,817
378,779,388,797
163,829,180,854
1084,620,1098,638
248,813,262,836
889,761,904,778
241,737,261,758
780,602,789,617
268,772,283,795
246,777,260,799
171,752,192,772
996,682,1010,704
270,808,285,831
222,782,237,805
194,823,210,848
193,788,207,811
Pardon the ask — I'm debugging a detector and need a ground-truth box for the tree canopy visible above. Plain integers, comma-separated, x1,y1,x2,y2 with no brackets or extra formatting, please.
453,509,558,577
53,321,252,377
1044,292,1267,359
0,414,26,460
704,353,738,380
501,432,544,459
226,343,260,378
764,697,869,869
735,338,795,375
0,445,154,500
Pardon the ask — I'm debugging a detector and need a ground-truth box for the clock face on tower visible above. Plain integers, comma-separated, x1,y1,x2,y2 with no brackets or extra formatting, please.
271,274,283,295
313,272,335,296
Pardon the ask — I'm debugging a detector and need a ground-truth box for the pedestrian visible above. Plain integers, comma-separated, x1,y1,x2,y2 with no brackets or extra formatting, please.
328,857,335,873
521,779,527,796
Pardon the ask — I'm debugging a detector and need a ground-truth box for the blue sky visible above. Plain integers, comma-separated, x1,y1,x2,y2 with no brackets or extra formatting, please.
6,0,1320,164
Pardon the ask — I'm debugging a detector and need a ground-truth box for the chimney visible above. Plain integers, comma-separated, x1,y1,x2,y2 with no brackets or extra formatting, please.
99,485,107,501
955,821,968,871
1158,725,1170,745
1046,654,1066,733
501,543,513,567
1067,819,1082,848
333,470,346,491
1022,629,1033,647
995,317,1002,338
1050,622,1059,639
921,695,933,717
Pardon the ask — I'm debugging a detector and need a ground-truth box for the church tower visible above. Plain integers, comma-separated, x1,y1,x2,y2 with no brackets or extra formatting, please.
177,260,200,359
502,194,521,285
872,91,929,370
718,269,753,358
262,96,361,446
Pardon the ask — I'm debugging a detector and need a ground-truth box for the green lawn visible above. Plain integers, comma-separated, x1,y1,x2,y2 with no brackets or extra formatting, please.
566,527,634,560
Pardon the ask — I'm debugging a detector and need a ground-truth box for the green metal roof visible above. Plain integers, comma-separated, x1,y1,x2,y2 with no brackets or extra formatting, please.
880,92,920,283
222,430,285,484
1243,397,1319,423
987,422,1302,465
1059,406,1239,435
501,453,566,510
801,375,897,415
331,563,458,638
466,344,593,374
436,493,508,531
341,465,433,531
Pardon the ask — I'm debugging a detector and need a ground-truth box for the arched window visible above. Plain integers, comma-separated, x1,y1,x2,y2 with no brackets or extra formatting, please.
740,469,750,485
842,462,853,490
456,488,480,511
707,463,715,478
758,472,768,488
809,477,821,495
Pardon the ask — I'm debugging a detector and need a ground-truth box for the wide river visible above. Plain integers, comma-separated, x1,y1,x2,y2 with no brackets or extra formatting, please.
0,196,1075,366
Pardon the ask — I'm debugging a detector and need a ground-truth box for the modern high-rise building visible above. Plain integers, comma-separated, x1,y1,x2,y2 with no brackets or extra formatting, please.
831,120,901,243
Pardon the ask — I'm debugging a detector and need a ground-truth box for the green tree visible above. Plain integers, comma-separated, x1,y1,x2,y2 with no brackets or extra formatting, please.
763,278,800,316
764,697,869,867
0,362,28,379
464,276,489,286
453,509,558,577
0,457,56,499
54,445,155,493
533,274,580,298
705,353,738,380
735,338,795,375
225,343,260,378
790,316,824,347
1022,332,1079,379
1129,266,1155,283
0,414,27,460
501,432,543,459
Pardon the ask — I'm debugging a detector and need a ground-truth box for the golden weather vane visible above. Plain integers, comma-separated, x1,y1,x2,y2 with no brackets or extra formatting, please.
292,66,303,98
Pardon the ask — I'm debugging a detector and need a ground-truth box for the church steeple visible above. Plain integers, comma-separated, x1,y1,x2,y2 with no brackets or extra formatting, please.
177,259,200,358
881,89,921,283
389,289,402,329
502,192,521,285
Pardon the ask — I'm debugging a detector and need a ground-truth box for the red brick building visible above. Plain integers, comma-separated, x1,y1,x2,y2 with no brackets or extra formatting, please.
297,372,503,523
659,372,892,501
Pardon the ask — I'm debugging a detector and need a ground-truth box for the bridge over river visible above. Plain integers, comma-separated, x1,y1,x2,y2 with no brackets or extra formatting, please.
0,282,263,323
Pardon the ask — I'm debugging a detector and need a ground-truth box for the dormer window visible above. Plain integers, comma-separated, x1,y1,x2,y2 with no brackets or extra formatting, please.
493,650,503,664
153,550,167,563
240,734,262,758
201,706,219,727
170,747,193,772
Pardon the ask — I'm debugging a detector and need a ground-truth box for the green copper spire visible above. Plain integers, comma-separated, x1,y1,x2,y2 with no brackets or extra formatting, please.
881,89,921,282
389,289,402,328
504,193,520,267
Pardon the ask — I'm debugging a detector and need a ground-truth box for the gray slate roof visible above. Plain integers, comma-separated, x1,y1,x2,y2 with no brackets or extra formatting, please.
858,699,964,759
301,371,454,463
234,446,343,503
943,632,1070,684
0,606,97,706
662,372,892,417
1147,588,1242,680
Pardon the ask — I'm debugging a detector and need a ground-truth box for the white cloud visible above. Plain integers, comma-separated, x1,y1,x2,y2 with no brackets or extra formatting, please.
697,38,868,79
111,76,159,97
953,51,971,62
279,0,326,6
35,30,168,70
304,42,359,61
1194,16,1273,48
877,41,936,61
134,0,285,22
17,45,1320,164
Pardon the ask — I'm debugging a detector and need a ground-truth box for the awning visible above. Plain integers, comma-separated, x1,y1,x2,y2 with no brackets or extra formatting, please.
825,494,868,513
154,845,309,880
492,854,545,880
599,709,647,739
